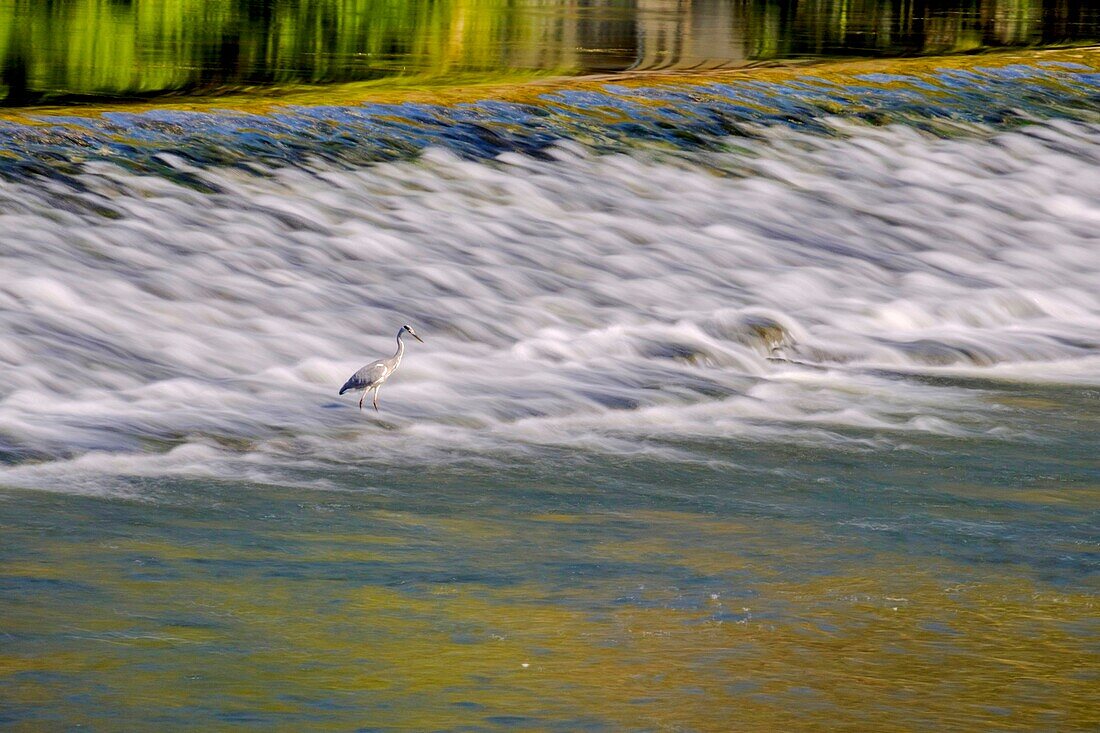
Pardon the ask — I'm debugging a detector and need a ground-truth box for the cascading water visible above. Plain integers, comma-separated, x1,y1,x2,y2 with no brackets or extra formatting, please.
1,56,1098,731
1,63,1098,492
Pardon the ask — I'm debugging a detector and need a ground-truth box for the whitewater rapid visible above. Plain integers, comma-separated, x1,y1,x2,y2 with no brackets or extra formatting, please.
1,115,1099,493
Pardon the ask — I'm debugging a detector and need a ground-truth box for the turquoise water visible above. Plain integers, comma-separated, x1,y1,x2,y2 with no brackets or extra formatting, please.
1,56,1099,729
4,418,1098,729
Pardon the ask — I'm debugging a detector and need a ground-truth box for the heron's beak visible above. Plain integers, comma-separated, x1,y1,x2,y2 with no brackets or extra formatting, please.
412,333,424,343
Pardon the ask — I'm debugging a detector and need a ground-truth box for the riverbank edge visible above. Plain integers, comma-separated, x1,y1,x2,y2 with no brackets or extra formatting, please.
2,45,1098,125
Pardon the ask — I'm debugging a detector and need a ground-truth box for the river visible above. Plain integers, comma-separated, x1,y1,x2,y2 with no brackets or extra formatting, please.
0,4,1098,731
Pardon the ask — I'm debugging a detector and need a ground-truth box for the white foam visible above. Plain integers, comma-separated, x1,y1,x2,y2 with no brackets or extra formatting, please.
1,119,1098,492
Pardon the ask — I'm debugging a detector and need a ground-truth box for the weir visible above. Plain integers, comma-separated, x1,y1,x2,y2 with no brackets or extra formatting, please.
0,9,1097,732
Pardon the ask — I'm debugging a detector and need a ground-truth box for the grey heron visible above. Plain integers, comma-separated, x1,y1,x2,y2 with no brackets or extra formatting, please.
339,324,424,411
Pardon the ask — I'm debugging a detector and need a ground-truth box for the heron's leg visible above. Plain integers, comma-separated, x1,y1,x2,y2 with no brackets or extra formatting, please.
372,385,381,412
359,388,367,410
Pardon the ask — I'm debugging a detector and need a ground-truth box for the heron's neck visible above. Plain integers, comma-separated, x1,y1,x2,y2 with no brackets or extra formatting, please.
393,331,406,361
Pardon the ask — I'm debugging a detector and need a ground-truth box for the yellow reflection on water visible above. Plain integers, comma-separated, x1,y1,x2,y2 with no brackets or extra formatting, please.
2,46,1097,124
2,504,1096,730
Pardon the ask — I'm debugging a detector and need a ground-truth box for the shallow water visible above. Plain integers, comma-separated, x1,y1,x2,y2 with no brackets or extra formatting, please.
1,56,1099,729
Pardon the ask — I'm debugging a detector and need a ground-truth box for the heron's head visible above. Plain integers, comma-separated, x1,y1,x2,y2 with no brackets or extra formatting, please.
402,324,424,343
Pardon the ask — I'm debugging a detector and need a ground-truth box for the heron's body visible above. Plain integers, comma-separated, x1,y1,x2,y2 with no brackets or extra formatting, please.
339,325,423,411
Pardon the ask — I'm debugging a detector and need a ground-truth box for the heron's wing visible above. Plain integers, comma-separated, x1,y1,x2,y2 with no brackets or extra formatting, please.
339,360,389,395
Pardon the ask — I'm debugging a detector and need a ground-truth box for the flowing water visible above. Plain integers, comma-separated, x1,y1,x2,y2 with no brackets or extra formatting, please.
1,36,1099,733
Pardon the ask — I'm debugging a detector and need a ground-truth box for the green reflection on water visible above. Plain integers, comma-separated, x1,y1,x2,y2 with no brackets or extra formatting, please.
1,0,1097,104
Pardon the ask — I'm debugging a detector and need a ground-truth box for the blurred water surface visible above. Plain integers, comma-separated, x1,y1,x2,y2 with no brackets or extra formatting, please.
0,45,1098,732
1,0,1098,103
